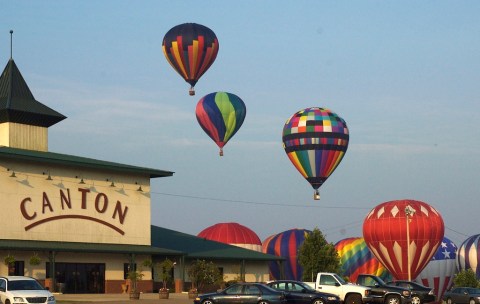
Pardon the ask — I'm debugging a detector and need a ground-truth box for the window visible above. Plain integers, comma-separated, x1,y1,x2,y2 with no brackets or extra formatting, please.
225,284,243,295
124,263,137,279
9,261,24,276
320,275,336,286
244,285,260,295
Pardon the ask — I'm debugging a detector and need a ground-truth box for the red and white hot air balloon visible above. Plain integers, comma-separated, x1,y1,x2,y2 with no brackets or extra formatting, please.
198,222,262,252
363,199,444,280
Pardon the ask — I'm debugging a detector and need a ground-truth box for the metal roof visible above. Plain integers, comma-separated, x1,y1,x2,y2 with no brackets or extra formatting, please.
0,146,174,178
151,226,283,261
0,239,183,255
0,59,66,127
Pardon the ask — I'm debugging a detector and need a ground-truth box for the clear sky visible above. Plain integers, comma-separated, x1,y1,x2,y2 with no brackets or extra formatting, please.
2,1,479,247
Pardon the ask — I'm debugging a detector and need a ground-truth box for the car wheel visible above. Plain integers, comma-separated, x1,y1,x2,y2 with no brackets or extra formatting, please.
202,299,214,304
446,298,453,304
345,294,362,304
470,299,475,304
5,300,11,304
312,299,325,304
411,296,422,304
258,301,270,304
385,295,401,304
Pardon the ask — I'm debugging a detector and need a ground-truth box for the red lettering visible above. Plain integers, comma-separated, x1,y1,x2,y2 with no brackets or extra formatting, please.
42,192,54,213
112,201,128,224
95,193,108,213
78,188,90,209
60,189,71,209
20,197,36,220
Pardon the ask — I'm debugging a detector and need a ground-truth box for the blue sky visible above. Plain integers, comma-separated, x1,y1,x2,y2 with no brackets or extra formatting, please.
2,1,479,247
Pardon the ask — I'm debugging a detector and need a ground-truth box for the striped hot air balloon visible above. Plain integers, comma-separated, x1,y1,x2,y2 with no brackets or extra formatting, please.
196,92,246,156
457,234,480,278
335,237,391,282
262,228,311,280
198,222,262,252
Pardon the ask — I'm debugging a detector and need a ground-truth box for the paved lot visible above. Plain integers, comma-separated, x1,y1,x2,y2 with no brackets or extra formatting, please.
55,292,194,304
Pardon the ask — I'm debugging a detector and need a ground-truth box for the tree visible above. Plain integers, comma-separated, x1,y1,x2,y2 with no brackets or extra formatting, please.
298,227,340,282
187,259,223,292
453,269,480,288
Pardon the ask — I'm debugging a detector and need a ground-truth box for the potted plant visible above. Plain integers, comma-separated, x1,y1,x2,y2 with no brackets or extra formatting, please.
4,254,15,266
127,270,143,300
157,258,174,299
187,259,223,298
29,253,41,266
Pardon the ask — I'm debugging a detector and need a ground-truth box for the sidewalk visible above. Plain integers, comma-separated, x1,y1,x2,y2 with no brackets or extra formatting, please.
55,292,194,304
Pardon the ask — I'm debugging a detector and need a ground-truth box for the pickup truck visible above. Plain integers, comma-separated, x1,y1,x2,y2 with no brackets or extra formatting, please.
305,272,372,304
355,274,412,304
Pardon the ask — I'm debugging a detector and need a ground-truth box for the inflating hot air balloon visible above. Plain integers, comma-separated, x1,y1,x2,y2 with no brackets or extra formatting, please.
416,237,458,303
196,92,246,156
197,222,262,252
335,237,392,282
262,228,311,280
457,234,480,279
363,199,445,281
282,107,349,200
162,23,219,95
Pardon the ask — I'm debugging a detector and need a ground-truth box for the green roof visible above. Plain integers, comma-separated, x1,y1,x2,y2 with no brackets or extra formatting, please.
0,59,66,127
0,146,174,178
0,239,183,255
151,225,283,261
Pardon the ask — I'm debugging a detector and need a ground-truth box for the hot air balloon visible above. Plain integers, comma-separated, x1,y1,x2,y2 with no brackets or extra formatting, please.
282,107,349,200
457,234,480,278
416,237,458,304
162,23,219,96
262,228,311,280
197,222,262,252
363,199,445,281
335,237,392,282
196,92,246,156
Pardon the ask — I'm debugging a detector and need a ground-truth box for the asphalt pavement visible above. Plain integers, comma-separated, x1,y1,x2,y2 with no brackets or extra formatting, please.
55,292,194,304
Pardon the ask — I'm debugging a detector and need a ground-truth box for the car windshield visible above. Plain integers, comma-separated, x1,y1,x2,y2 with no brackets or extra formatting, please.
333,274,346,285
467,288,480,294
300,282,316,291
8,280,44,291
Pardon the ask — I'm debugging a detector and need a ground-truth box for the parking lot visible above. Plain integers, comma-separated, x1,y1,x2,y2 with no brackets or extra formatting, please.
55,292,193,304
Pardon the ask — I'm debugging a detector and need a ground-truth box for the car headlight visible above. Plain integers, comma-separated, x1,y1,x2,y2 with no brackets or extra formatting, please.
48,295,56,301
14,297,26,302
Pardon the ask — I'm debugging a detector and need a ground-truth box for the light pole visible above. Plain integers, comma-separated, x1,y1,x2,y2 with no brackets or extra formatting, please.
405,206,416,281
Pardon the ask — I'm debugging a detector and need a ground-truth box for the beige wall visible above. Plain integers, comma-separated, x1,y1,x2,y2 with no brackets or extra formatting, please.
0,161,151,245
0,123,48,151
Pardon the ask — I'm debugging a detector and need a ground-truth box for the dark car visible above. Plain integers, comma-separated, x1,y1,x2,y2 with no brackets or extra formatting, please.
194,283,287,304
386,281,435,304
443,287,480,304
266,280,340,304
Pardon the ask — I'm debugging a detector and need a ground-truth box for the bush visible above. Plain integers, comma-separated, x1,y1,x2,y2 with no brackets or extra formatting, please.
453,269,480,288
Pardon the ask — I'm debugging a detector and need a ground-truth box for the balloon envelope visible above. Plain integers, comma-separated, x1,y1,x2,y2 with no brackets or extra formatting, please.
196,92,246,155
262,228,311,280
198,222,262,252
363,199,445,280
457,234,480,279
162,23,219,95
335,237,392,282
282,107,349,197
416,236,458,303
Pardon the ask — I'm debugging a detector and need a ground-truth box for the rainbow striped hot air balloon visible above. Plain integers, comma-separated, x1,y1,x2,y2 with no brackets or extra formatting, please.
262,228,311,280
196,92,246,156
162,23,219,96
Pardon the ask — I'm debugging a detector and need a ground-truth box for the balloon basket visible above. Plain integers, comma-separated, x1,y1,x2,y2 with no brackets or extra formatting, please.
189,88,195,96
314,190,320,200
219,149,224,156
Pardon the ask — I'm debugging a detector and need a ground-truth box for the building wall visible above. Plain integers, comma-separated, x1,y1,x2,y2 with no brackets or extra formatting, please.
0,161,151,245
0,123,48,151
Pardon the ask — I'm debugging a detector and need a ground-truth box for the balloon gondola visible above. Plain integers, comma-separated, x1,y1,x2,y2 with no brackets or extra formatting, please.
162,23,219,95
282,107,349,200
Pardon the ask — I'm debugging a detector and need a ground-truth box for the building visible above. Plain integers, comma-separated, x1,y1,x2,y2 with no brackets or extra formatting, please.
0,54,281,293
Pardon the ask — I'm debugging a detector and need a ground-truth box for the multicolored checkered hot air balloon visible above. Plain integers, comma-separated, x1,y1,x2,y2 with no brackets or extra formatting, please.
416,236,458,304
335,237,392,283
457,234,480,278
262,228,311,281
363,199,445,281
282,107,349,200
196,92,246,156
162,23,219,96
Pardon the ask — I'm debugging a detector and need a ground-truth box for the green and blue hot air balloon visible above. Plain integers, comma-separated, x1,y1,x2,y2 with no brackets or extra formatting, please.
195,92,246,156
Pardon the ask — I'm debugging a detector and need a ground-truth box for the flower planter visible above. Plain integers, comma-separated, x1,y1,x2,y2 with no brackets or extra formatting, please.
188,291,198,299
159,290,169,299
129,291,140,300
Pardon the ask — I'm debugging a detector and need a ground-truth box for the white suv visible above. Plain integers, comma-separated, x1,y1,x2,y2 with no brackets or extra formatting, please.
0,276,55,304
